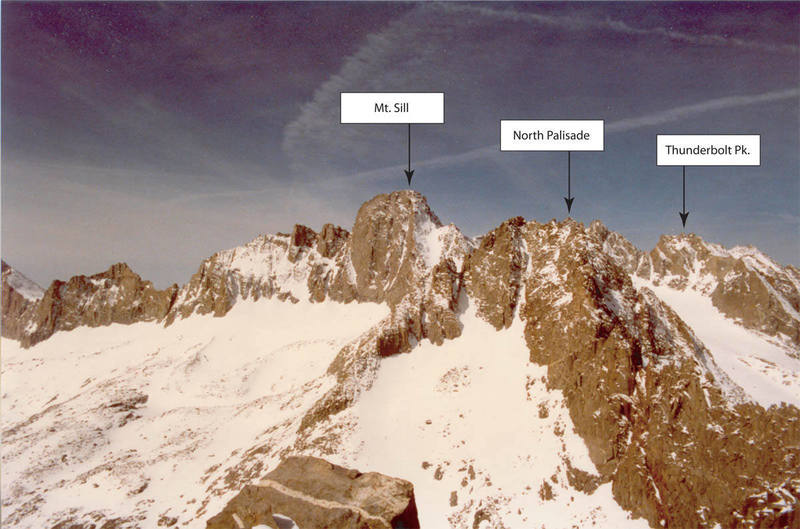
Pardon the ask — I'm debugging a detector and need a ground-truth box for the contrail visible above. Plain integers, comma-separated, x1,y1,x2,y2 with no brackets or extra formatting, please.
606,88,800,132
284,3,797,184
437,4,799,55
333,87,799,184
170,87,798,203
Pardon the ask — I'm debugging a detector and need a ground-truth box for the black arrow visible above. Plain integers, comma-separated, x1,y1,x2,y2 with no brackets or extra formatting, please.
404,123,414,186
679,165,689,228
564,151,574,214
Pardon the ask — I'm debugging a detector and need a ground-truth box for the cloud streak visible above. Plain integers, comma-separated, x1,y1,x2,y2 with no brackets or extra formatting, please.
606,88,800,133
438,4,800,55
282,3,799,181
324,87,800,186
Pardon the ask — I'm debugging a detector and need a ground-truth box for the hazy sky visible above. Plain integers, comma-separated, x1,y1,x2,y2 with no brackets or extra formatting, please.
2,2,799,288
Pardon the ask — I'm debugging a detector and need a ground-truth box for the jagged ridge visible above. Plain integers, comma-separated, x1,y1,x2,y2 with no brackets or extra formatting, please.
1,261,44,341
2,190,799,528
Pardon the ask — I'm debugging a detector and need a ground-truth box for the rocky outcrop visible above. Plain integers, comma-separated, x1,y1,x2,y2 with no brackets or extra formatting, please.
1,261,44,340
3,191,800,529
165,225,347,324
21,263,178,347
296,192,472,438
351,191,444,305
294,202,799,528
165,222,359,324
733,478,800,528
463,216,527,329
296,317,391,441
517,219,800,528
164,193,471,430
349,191,471,343
206,456,419,529
636,233,800,348
7,192,797,355
309,224,358,304
5,191,471,350
350,192,422,305
588,220,644,274
589,224,800,349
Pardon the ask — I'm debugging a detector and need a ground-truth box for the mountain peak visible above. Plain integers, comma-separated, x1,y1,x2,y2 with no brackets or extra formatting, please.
97,262,139,281
657,231,703,245
1,260,44,302
357,190,442,228
642,230,800,348
4,190,800,529
350,190,464,306
2,261,45,341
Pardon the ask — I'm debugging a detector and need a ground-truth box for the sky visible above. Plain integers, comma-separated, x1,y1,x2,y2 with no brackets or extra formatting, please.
2,2,799,288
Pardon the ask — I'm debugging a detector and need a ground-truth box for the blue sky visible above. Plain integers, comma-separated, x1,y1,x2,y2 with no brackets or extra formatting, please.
2,2,798,287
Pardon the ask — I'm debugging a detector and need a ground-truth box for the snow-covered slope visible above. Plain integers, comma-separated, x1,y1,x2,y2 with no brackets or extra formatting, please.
1,297,652,529
2,190,799,529
334,304,650,529
635,234,800,350
592,224,800,408
166,223,356,323
2,262,44,302
1,298,389,528
633,278,800,408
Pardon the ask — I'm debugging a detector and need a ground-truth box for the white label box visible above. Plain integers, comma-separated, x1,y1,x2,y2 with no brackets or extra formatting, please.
340,93,444,124
657,135,760,166
500,120,604,151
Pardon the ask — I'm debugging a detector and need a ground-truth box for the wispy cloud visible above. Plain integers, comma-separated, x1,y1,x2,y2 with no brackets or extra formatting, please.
321,87,800,186
606,88,800,133
438,4,800,55
282,3,798,181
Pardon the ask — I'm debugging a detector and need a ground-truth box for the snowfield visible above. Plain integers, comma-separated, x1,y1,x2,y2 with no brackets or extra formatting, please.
1,299,388,528
4,269,796,527
633,278,800,408
333,304,649,529
1,294,650,529
4,190,799,528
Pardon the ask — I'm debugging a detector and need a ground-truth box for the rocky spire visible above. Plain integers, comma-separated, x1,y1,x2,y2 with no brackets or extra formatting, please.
1,260,44,341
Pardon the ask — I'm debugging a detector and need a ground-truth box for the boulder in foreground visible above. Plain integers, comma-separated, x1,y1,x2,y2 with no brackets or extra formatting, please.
206,456,420,529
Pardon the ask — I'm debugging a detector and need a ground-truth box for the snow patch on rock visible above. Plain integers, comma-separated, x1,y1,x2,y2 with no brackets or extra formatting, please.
331,303,649,529
634,277,800,408
3,265,44,301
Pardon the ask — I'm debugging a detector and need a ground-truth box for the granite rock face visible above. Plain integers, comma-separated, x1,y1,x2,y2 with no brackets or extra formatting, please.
4,191,800,529
642,234,800,348
463,216,526,330
517,219,800,528
348,190,471,341
14,262,177,347
1,261,43,341
163,224,352,324
206,456,420,529
296,192,473,435
591,223,800,349
11,191,796,353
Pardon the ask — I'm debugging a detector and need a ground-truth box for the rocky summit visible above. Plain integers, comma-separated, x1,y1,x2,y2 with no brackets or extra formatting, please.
2,190,799,529
1,260,44,341
15,262,178,347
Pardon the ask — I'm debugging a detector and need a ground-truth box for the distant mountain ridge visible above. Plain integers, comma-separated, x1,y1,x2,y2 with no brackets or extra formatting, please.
1,261,44,341
2,190,799,529
6,262,178,347
4,192,798,352
591,224,800,349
